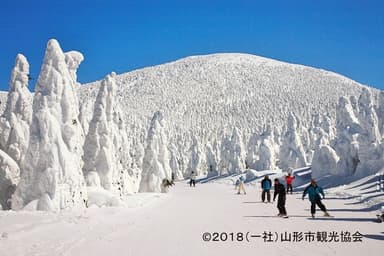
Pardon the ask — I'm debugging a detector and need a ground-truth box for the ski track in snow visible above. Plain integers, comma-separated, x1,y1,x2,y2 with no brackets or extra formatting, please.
0,182,382,256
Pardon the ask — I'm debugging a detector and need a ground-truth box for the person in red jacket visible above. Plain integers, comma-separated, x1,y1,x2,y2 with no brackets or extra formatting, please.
285,173,295,194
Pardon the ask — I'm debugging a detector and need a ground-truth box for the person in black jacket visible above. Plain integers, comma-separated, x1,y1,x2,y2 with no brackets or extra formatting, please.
273,178,287,217
261,175,272,203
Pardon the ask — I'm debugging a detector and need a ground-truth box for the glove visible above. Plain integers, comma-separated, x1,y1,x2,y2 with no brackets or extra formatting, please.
302,197,305,201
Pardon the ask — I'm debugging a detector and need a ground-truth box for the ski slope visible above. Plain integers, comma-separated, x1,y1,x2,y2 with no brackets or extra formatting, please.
0,181,382,256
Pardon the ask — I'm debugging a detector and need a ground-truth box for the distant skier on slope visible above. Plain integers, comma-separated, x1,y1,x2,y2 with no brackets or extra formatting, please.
285,173,295,194
235,178,240,190
261,175,272,203
237,175,246,195
302,179,330,218
273,178,288,217
189,171,197,187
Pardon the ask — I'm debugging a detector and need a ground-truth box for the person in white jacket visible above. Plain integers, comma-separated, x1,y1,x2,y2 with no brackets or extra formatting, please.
237,176,246,195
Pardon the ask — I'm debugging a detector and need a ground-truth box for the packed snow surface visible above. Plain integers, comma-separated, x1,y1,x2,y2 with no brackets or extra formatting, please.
0,179,382,256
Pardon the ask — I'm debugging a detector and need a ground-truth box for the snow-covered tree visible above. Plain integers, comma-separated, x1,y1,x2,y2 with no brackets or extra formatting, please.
279,112,307,169
246,133,259,169
0,54,32,164
256,124,277,171
333,96,362,176
228,127,246,173
12,39,86,211
357,88,381,144
139,111,172,193
0,149,20,210
205,141,219,177
83,72,134,195
186,134,206,176
311,130,339,179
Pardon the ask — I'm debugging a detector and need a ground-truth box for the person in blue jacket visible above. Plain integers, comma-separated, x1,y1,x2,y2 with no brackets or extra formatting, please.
261,175,272,203
302,179,330,218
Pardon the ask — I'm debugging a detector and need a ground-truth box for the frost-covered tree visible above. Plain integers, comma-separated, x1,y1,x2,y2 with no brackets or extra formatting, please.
205,141,218,177
12,39,86,211
169,143,184,180
246,133,259,170
218,134,231,175
333,96,362,176
256,125,277,171
311,129,339,179
376,91,384,136
312,90,384,179
0,149,20,210
83,72,134,195
357,88,381,144
139,111,172,193
186,135,206,176
0,54,32,165
279,112,307,169
228,127,246,173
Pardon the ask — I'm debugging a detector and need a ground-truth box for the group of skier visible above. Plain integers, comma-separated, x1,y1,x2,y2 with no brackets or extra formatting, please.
271,174,330,218
190,168,331,219
241,172,330,218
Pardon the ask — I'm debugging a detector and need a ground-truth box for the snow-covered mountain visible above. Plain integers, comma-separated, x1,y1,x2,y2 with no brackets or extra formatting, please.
1,40,383,211
78,53,380,177
80,53,371,134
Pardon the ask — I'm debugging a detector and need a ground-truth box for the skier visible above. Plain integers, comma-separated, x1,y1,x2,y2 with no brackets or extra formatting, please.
261,175,272,203
302,179,330,218
285,173,295,194
234,178,240,190
273,178,288,217
170,172,175,185
237,175,246,195
189,171,196,187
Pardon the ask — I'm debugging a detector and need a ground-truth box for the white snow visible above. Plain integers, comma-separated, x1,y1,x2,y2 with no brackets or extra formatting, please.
139,111,172,193
0,54,32,165
11,39,87,211
79,52,378,180
0,149,19,210
0,179,382,256
0,39,383,255
82,72,136,195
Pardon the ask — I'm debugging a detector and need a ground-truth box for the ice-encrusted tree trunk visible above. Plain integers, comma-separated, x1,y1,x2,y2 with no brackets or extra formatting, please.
334,96,361,176
12,39,87,211
256,125,277,171
228,127,246,173
205,141,218,177
376,91,384,136
0,149,20,210
0,54,32,165
83,72,133,195
354,88,384,177
139,111,172,193
169,143,184,180
246,133,259,170
311,128,339,179
279,112,307,169
218,134,231,175
186,135,206,176
358,88,381,144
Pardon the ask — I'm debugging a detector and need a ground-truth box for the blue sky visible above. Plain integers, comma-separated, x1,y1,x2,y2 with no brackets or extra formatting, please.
0,0,383,91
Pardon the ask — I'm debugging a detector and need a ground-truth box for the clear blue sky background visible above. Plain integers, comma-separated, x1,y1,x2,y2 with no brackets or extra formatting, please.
0,0,383,91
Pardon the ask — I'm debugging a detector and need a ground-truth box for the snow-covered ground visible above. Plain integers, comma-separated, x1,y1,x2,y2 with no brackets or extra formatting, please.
0,177,382,256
